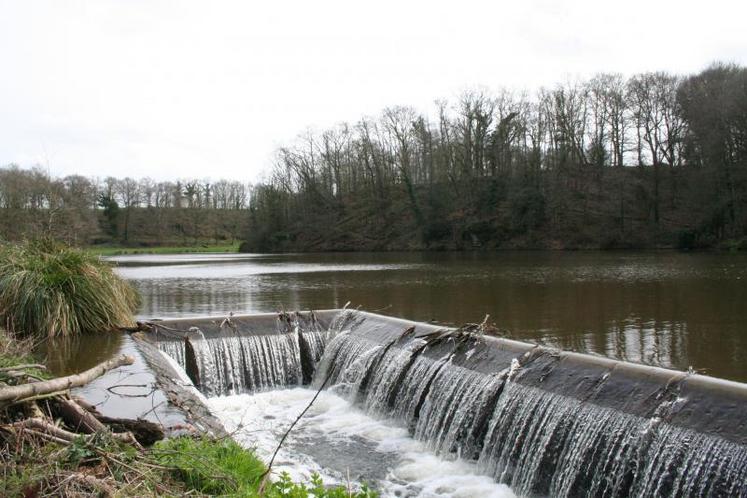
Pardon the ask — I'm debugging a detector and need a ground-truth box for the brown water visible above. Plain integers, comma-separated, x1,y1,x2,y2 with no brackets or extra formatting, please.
45,251,747,382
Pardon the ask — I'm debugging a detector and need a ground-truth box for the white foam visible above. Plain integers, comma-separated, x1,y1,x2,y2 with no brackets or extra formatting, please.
209,387,516,498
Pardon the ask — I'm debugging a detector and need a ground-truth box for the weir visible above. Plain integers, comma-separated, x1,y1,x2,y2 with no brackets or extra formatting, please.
141,309,747,497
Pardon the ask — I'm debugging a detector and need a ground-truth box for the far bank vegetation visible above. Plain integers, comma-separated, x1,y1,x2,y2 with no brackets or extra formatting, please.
1,64,746,252
245,63,747,252
0,172,250,248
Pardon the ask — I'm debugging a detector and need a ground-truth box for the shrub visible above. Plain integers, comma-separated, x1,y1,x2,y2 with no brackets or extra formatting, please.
0,239,139,338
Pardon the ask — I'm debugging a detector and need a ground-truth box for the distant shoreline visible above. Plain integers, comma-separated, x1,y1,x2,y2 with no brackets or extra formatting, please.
87,242,240,256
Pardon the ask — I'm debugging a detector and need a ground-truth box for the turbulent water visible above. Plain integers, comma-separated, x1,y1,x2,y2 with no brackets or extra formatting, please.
158,310,747,497
210,388,516,498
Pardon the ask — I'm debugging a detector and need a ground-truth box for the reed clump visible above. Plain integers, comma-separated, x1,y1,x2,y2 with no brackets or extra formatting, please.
0,239,139,338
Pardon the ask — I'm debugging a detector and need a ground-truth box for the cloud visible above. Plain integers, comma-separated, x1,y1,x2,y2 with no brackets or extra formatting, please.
0,0,745,181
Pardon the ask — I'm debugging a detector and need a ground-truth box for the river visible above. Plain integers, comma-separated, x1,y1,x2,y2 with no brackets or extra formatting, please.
112,250,747,382
43,250,747,497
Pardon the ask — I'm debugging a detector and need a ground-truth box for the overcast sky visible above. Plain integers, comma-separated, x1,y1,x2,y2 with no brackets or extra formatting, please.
1,0,745,182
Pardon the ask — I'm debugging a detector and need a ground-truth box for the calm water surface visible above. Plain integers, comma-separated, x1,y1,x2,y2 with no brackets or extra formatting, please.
106,251,747,383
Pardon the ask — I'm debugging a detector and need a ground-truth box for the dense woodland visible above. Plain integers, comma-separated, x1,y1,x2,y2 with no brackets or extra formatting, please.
0,170,249,246
245,63,747,251
1,64,745,251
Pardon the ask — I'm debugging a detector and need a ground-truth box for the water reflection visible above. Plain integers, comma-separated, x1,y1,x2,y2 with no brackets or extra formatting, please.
114,251,747,382
38,333,123,376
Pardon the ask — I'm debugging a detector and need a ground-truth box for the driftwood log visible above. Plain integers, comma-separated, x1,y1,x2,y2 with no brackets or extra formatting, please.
68,395,165,445
6,417,141,450
96,415,164,446
0,354,134,404
53,397,108,433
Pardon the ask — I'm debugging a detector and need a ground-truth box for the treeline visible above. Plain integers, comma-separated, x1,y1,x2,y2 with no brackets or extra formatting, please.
243,63,747,251
0,168,250,246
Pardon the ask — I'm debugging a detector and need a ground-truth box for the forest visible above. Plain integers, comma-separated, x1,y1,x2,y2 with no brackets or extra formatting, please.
1,63,745,252
0,170,249,247
244,63,747,251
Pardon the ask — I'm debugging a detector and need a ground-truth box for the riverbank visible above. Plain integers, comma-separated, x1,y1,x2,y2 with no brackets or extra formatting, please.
0,327,378,497
87,242,240,256
0,240,377,497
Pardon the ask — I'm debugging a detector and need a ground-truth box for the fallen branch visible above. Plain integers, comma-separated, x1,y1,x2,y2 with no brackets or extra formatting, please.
0,364,47,372
0,370,46,382
6,389,70,406
0,354,134,404
97,415,164,446
65,473,115,498
71,395,97,413
17,427,71,445
53,397,107,434
69,395,165,446
4,416,143,447
8,417,79,442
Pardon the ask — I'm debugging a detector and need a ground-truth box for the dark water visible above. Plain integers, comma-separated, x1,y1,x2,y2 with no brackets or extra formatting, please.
107,251,747,382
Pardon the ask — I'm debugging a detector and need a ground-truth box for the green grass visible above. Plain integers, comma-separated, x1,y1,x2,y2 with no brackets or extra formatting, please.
154,436,378,498
154,437,265,496
1,430,379,497
0,239,140,338
87,242,240,256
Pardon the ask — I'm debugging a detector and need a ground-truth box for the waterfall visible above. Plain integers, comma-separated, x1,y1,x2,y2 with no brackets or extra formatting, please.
149,310,747,497
312,315,747,498
157,338,185,367
154,312,327,396
185,331,315,396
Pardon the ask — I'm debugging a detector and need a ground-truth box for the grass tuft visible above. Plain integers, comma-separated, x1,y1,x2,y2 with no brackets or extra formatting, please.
154,436,265,495
0,239,140,338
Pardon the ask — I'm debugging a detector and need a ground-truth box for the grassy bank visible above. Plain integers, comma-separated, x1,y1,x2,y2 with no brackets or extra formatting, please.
1,327,377,497
0,239,378,496
87,242,240,256
3,429,378,497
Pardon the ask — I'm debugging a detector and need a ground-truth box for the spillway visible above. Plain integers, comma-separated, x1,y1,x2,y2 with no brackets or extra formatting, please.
140,309,747,497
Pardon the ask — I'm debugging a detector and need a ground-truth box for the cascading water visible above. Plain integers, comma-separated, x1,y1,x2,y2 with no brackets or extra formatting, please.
309,311,747,497
156,338,185,367
151,310,747,497
185,331,314,395
153,312,327,396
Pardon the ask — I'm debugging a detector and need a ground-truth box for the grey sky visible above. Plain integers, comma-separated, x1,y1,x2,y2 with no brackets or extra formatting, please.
1,0,745,182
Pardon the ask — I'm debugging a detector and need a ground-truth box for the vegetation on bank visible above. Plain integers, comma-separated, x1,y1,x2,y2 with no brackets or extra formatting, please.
1,326,378,497
0,168,249,247
0,240,139,338
87,242,240,256
0,242,378,497
242,63,747,252
155,437,377,497
3,64,746,253
3,428,378,497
